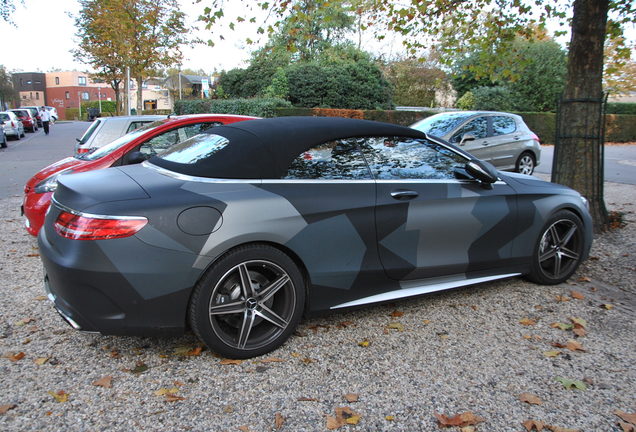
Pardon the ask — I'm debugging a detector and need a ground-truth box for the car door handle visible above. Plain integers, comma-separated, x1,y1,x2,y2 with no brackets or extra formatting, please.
482,141,489,146
513,135,520,140
390,190,419,200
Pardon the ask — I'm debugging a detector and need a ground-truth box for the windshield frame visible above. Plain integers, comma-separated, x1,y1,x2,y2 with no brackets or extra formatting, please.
411,112,475,137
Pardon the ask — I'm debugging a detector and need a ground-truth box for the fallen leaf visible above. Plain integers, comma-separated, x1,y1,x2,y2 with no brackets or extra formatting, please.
615,410,636,424
385,415,395,421
26,253,40,257
565,340,585,352
165,394,185,402
550,322,573,331
344,393,358,402
297,397,318,402
336,321,354,328
519,392,543,405
555,376,587,390
260,357,285,363
109,350,120,358
187,346,203,356
0,404,17,414
15,318,35,326
346,415,361,425
544,350,561,358
34,295,48,301
618,422,635,432
274,412,284,429
555,295,570,302
435,411,485,427
422,319,431,325
546,426,580,432
326,415,340,430
220,359,243,365
519,318,537,326
573,327,587,337
130,361,148,374
92,376,112,388
237,426,250,432
601,303,614,310
290,352,301,358
173,380,184,387
570,290,585,300
390,310,404,317
569,317,587,328
460,427,476,432
387,322,404,332
358,339,370,347
523,420,545,431
154,387,180,396
48,390,69,403
577,276,591,282
224,405,234,413
9,352,25,362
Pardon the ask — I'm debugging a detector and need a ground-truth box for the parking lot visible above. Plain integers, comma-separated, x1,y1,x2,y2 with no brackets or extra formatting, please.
0,122,634,431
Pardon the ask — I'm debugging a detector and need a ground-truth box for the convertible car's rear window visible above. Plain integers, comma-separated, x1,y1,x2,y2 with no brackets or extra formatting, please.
158,134,229,164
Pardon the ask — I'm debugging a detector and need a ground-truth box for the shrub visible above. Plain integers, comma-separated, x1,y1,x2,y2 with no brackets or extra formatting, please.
174,98,292,118
456,91,475,110
472,86,514,111
606,102,636,115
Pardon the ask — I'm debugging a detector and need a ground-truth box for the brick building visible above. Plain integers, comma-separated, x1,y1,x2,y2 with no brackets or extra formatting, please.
45,71,116,120
12,72,47,107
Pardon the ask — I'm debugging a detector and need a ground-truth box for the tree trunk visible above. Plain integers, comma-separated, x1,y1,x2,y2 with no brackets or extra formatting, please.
111,80,121,116
136,76,144,113
552,0,609,232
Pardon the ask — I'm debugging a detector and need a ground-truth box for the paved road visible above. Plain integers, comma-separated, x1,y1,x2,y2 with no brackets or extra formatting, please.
536,144,636,185
0,121,90,199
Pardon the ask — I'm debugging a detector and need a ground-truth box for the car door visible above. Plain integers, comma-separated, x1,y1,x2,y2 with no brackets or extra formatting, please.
485,115,519,168
361,136,520,281
448,116,490,161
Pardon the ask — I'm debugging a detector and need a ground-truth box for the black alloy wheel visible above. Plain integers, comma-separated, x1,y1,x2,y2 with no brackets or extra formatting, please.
527,210,584,285
189,244,304,359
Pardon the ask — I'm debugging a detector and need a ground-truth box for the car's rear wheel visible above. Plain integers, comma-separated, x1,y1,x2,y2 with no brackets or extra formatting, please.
515,152,535,175
527,210,584,285
189,244,305,359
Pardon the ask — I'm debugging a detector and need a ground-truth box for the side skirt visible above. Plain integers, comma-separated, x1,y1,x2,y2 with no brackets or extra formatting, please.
330,273,521,309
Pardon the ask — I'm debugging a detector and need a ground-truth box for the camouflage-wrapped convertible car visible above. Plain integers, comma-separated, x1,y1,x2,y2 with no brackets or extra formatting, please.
38,117,592,358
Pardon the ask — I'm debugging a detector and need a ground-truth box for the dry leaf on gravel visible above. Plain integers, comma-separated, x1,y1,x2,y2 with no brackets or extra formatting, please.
327,407,361,429
569,317,587,328
565,340,585,352
546,426,580,432
390,310,404,317
237,426,250,432
544,350,561,358
297,397,318,401
519,393,543,405
130,361,148,374
555,295,570,302
8,352,25,362
344,393,359,402
387,322,404,332
615,410,636,424
577,276,591,282
385,415,395,421
358,339,370,347
260,357,285,363
601,303,614,310
165,394,185,402
435,411,485,428
48,390,69,403
154,387,180,396
274,412,284,429
550,322,573,331
570,290,585,300
34,357,48,365
618,422,635,432
0,404,16,414
519,318,537,326
336,321,354,328
555,377,587,390
15,317,35,326
220,359,243,365
33,295,48,301
523,419,545,431
92,376,112,388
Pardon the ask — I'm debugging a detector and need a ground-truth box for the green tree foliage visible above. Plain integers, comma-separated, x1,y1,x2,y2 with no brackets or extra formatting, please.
0,65,17,108
471,86,514,111
383,58,448,107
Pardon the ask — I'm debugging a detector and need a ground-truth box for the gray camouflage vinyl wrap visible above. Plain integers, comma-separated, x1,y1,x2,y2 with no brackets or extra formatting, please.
38,161,592,336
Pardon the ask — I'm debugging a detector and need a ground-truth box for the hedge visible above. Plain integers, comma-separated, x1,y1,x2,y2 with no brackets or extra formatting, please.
273,108,636,143
174,98,292,118
606,102,636,115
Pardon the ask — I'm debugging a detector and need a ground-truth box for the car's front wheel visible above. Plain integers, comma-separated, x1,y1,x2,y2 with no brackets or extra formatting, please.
527,210,584,285
515,152,535,175
189,244,305,359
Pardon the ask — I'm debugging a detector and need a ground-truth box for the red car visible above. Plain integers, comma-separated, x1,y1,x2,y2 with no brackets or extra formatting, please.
22,114,257,235
10,109,38,132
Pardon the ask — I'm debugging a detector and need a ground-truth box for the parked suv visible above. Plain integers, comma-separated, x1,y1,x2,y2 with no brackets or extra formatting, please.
0,111,25,140
10,109,38,132
411,111,541,175
75,115,167,155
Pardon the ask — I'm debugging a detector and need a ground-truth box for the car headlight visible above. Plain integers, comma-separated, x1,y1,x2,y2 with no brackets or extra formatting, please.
34,169,74,194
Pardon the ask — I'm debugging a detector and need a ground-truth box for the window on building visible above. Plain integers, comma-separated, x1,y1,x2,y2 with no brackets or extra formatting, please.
30,92,32,99
27,80,32,85
35,80,41,84
36,92,39,100
82,92,90,100
78,76,87,86
55,77,60,85
65,91,70,99
20,78,24,86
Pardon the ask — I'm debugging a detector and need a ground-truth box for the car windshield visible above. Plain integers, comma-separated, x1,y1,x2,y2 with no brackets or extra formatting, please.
411,113,474,137
0,113,10,121
76,120,167,161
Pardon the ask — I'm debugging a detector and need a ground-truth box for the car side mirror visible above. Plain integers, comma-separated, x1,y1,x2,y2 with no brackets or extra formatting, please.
465,159,498,184
460,133,476,146
127,150,150,164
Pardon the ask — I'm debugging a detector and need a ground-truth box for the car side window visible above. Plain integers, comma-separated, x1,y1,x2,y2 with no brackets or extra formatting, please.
126,121,151,134
139,129,181,155
491,116,516,136
182,122,223,139
449,117,488,143
283,138,372,180
361,136,467,180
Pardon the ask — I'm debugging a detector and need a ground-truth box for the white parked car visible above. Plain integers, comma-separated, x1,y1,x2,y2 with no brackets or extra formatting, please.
75,115,167,155
411,111,541,175
45,106,59,122
0,111,25,140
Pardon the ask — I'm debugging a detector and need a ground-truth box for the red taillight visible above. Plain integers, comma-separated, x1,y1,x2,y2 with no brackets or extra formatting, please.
11,121,15,127
77,148,90,154
54,211,147,240
531,133,541,144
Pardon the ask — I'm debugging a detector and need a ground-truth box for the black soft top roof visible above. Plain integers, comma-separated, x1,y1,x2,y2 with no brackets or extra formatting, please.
150,116,427,179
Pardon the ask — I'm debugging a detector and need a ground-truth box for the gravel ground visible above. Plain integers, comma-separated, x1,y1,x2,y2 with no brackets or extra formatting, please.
0,183,634,432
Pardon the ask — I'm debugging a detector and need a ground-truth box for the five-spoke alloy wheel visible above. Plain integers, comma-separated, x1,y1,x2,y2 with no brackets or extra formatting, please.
515,152,535,175
189,245,304,358
528,210,584,285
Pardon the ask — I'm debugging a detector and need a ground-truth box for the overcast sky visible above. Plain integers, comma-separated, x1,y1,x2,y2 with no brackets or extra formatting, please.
1,0,634,76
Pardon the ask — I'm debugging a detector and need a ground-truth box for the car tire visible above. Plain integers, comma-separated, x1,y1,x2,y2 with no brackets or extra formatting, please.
189,244,305,359
515,152,535,175
527,210,585,285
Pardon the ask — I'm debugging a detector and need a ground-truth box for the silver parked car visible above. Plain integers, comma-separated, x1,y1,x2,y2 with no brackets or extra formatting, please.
0,111,25,140
75,115,167,155
411,111,541,175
